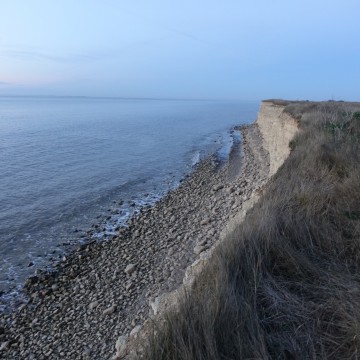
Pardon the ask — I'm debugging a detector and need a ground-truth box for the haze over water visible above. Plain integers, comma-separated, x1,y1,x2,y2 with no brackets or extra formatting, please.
0,96,257,306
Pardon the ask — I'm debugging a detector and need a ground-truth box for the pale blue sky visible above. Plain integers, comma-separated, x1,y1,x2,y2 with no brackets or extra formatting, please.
0,1,359,100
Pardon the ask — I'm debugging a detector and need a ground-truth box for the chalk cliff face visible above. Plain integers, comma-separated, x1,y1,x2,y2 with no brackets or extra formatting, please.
256,101,298,177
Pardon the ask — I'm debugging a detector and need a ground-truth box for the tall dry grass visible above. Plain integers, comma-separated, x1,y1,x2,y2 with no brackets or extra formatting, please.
144,101,360,360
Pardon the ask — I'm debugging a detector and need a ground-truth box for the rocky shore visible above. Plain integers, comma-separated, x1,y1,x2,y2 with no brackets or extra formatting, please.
0,123,270,360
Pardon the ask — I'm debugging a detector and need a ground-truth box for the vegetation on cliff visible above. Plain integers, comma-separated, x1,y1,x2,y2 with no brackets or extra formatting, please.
145,101,360,359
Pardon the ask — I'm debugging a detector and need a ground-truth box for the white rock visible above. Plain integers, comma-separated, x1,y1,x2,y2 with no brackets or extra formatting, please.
150,297,160,315
114,335,127,358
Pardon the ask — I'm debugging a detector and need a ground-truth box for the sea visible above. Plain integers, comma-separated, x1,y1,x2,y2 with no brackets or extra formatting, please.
0,96,258,310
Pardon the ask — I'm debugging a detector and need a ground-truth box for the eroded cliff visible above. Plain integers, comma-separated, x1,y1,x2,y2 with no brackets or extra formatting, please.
257,101,298,176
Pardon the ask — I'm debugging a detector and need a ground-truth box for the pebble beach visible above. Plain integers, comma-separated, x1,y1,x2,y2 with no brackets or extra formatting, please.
0,123,270,359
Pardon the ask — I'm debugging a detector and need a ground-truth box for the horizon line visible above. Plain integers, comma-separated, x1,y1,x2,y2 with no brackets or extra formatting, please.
0,94,257,102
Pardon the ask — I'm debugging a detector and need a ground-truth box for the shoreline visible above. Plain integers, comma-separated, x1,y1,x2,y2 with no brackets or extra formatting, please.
0,126,240,306
0,122,270,359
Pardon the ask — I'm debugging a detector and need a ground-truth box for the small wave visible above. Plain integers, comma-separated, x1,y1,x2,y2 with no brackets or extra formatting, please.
191,151,201,167
216,131,234,161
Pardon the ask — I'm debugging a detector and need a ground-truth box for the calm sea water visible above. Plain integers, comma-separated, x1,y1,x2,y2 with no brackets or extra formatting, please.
0,96,257,308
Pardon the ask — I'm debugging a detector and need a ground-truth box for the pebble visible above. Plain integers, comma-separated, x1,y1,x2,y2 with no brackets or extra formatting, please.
150,297,160,315
194,245,207,255
83,347,92,356
200,218,211,225
89,300,99,310
130,325,142,337
103,305,117,315
0,341,9,351
125,264,136,275
114,335,127,358
125,282,134,291
197,239,208,246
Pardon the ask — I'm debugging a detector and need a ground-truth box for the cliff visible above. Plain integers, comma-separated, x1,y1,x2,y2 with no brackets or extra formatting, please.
114,101,299,359
257,101,298,176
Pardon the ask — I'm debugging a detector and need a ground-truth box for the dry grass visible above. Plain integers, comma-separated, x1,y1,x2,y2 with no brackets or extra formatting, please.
144,101,360,360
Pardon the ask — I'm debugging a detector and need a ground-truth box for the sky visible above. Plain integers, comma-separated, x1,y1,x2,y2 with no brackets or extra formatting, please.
0,0,359,101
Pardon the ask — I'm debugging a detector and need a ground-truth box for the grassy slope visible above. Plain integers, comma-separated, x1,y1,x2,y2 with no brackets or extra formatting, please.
145,101,360,360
